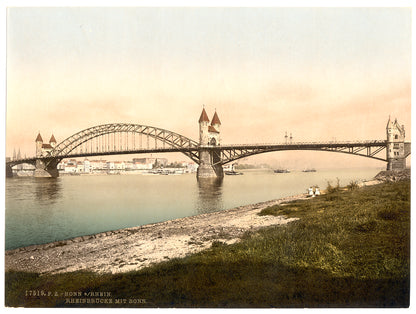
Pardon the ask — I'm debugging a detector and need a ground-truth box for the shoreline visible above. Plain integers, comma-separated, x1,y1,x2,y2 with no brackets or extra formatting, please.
5,179,382,275
6,193,309,275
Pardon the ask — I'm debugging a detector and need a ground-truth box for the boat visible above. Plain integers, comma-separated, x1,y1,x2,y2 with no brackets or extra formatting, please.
225,170,243,175
274,169,290,173
302,168,316,172
225,171,243,175
224,163,243,175
149,169,177,175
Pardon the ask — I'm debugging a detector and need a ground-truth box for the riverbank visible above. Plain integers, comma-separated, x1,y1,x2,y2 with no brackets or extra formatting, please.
5,192,309,275
5,177,409,307
4,177,384,275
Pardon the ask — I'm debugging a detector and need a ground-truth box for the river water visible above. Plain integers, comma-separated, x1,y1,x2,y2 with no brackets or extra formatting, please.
5,168,382,250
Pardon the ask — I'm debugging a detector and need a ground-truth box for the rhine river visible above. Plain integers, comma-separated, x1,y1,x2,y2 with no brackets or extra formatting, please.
5,168,382,250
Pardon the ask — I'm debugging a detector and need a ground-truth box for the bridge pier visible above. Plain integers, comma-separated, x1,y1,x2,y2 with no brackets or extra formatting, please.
34,159,59,178
197,150,224,178
6,164,13,178
387,158,406,171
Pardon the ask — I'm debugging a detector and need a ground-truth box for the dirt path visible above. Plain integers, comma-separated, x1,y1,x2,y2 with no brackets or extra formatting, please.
5,193,307,275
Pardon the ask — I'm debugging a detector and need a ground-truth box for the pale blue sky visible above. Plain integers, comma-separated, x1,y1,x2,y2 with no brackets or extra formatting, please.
6,7,412,167
8,8,411,74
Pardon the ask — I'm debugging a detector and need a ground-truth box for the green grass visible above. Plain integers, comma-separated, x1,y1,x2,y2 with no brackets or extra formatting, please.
5,180,410,308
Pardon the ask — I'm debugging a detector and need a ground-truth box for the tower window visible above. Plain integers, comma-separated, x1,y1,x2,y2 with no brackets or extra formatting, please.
395,135,398,139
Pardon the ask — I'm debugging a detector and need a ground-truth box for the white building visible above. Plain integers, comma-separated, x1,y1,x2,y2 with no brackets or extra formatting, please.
133,159,153,170
77,161,84,173
124,161,134,170
90,160,107,171
64,164,77,173
83,159,91,173
106,161,115,170
114,161,125,170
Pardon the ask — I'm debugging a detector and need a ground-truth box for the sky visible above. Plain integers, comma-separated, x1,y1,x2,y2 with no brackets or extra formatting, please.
5,6,412,168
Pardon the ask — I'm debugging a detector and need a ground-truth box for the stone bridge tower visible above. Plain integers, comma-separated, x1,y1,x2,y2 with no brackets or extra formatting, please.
197,108,224,178
34,133,59,177
386,116,406,170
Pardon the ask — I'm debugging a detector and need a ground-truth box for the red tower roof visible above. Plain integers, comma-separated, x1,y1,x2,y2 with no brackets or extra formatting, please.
49,134,57,143
35,133,43,142
211,111,221,125
208,125,219,133
199,108,210,123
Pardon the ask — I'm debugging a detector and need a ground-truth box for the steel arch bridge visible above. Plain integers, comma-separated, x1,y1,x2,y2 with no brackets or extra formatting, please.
50,123,200,163
5,122,411,177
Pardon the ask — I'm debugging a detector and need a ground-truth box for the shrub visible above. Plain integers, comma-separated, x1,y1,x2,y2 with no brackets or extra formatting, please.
347,180,359,191
326,178,341,193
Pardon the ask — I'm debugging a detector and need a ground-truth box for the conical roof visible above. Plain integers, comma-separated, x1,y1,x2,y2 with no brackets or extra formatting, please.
49,134,57,143
211,111,221,125
199,108,210,123
386,115,394,128
35,133,43,142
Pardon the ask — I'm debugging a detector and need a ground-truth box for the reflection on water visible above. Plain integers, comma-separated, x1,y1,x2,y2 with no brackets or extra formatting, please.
196,177,224,214
5,168,382,250
6,177,64,250
34,178,62,204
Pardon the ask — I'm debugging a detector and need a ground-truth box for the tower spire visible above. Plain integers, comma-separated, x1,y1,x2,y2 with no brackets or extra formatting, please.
211,110,221,126
49,134,56,143
35,132,43,142
199,108,210,123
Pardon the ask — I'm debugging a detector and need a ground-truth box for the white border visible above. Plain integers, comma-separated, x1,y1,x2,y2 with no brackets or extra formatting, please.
1,2,414,313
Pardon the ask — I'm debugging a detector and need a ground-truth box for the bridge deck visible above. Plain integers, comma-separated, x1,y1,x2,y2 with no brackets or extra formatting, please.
7,140,391,167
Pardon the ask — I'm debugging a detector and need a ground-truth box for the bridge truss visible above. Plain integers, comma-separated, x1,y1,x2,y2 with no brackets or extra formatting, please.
7,122,411,171
209,140,390,165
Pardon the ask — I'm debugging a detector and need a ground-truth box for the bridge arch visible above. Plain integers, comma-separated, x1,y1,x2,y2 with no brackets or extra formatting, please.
49,123,200,163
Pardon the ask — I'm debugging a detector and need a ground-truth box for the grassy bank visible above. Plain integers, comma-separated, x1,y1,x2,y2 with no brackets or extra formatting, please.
5,180,410,307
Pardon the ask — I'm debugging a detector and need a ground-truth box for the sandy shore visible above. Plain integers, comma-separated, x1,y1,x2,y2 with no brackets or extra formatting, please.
5,193,310,275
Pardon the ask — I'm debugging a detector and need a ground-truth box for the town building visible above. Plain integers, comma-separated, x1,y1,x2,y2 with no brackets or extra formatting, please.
133,157,167,168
